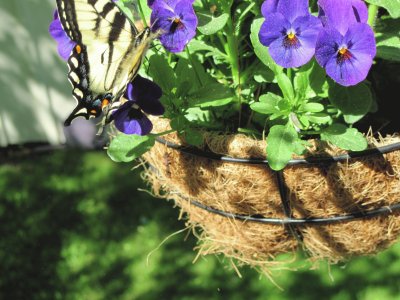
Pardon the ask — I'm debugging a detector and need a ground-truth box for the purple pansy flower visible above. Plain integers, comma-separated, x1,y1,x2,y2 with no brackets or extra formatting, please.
319,0,368,25
112,75,164,135
49,10,77,60
150,0,198,53
315,0,376,86
258,0,322,68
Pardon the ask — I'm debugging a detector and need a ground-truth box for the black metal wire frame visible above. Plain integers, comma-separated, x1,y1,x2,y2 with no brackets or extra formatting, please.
155,137,400,166
154,136,400,227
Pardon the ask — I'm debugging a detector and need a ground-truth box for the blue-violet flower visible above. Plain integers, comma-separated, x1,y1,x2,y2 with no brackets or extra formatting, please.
112,75,164,135
49,10,77,60
315,0,376,86
150,0,198,53
258,0,322,68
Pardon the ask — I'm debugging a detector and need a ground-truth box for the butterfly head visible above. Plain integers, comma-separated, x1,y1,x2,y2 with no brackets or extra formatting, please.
89,94,113,117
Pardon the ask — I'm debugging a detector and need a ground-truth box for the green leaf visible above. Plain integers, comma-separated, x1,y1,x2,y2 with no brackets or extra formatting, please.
266,124,298,170
250,93,281,114
197,12,229,35
189,83,234,107
148,55,176,95
107,134,155,163
321,124,368,151
306,113,332,124
253,68,275,83
138,0,152,22
187,39,227,61
250,18,283,75
299,103,324,113
365,0,400,18
328,82,372,124
184,128,203,146
295,60,328,99
276,73,295,101
375,17,400,61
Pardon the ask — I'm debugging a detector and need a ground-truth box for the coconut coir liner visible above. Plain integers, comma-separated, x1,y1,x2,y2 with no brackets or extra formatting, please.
143,117,400,272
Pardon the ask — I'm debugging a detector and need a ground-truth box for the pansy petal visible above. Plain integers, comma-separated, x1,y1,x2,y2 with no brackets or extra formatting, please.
277,0,309,22
159,27,196,52
126,76,164,115
345,23,376,58
269,35,315,68
315,27,343,68
112,103,153,135
261,0,279,16
58,39,76,60
324,52,372,86
49,10,76,60
351,0,368,23
259,13,289,47
150,0,197,52
318,0,356,35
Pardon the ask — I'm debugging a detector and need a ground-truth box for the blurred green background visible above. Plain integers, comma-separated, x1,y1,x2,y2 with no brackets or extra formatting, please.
1,151,400,299
1,0,400,299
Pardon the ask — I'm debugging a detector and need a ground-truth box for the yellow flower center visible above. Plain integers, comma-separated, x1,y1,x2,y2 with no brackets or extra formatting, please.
339,47,348,55
287,32,296,40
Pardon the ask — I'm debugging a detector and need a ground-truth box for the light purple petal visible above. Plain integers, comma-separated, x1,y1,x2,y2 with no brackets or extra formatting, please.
324,51,372,86
263,15,321,68
277,0,309,23
345,23,376,58
259,13,289,47
316,24,375,86
268,35,315,68
261,0,279,15
351,0,368,23
49,10,76,60
318,0,356,35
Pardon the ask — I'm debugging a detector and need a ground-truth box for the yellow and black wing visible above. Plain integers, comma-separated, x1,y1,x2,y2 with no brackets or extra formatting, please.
56,0,152,125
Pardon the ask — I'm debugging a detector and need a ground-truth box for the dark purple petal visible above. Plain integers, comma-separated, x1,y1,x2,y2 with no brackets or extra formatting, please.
125,76,164,115
351,0,368,23
49,10,76,60
318,0,356,35
259,13,289,47
277,0,309,23
112,102,153,135
315,27,343,68
261,0,279,15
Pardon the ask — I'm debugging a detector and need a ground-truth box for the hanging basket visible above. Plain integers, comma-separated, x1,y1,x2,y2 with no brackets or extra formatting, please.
143,117,400,272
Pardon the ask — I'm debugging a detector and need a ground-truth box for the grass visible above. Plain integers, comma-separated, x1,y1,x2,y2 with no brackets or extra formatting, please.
1,150,400,299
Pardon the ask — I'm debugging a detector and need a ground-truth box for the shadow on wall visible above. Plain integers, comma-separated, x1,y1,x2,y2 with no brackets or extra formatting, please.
0,0,101,148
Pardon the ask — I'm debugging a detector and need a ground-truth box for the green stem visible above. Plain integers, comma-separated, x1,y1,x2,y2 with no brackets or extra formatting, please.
185,47,203,86
137,0,148,28
367,4,379,28
221,3,240,88
286,68,292,83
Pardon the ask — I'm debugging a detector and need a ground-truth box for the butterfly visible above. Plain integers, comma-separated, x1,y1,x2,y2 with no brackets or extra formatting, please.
55,0,154,126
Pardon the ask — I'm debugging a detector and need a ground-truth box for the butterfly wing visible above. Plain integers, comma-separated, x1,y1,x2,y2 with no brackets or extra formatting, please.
56,0,152,124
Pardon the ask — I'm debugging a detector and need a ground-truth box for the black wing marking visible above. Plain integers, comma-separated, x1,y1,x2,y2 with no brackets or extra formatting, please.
64,44,113,126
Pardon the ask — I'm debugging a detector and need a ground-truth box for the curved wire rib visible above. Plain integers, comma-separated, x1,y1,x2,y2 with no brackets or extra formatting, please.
180,195,400,225
155,137,400,166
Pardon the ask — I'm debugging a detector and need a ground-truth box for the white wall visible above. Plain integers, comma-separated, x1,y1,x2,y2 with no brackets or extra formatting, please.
0,0,88,146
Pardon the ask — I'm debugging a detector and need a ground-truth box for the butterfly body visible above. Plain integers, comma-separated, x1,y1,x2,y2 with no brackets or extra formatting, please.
55,0,153,125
